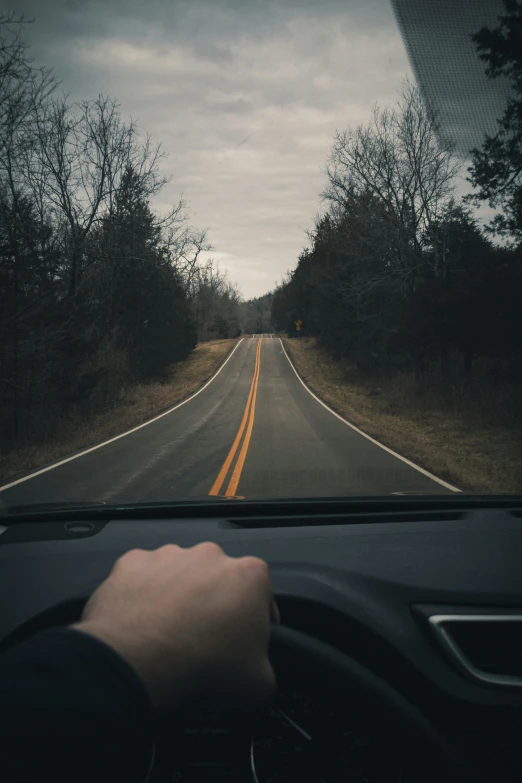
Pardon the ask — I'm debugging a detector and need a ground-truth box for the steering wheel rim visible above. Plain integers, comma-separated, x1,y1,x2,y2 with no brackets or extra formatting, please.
268,624,476,783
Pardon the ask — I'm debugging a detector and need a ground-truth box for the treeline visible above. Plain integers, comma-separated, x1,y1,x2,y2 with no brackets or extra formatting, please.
272,3,522,412
239,293,274,334
0,15,240,448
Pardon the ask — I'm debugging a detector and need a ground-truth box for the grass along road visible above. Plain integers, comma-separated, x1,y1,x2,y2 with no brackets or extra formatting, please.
282,337,522,495
0,339,239,486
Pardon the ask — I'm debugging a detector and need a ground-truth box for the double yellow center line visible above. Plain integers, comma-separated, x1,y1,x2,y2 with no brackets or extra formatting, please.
209,338,262,499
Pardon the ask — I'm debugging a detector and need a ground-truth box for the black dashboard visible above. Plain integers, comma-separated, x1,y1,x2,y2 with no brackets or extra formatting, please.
1,497,522,782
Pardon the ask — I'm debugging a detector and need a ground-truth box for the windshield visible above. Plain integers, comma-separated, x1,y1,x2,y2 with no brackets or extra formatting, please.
1,0,521,510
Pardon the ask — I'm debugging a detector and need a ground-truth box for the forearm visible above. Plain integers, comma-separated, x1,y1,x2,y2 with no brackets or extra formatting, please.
0,628,155,783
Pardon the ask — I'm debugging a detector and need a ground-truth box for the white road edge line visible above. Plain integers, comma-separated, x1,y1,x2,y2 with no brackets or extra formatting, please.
0,338,246,493
279,338,461,493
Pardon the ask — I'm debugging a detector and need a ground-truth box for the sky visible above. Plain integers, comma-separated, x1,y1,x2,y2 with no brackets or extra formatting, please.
6,0,508,298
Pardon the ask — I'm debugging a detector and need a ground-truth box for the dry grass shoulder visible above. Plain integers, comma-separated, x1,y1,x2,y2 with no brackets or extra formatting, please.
0,338,239,484
283,337,522,494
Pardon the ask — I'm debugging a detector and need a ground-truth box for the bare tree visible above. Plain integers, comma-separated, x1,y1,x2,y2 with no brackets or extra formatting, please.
0,13,58,266
29,95,168,296
0,14,56,172
324,81,461,288
162,207,212,294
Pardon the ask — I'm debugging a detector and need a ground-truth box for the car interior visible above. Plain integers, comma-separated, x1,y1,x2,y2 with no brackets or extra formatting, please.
1,495,521,782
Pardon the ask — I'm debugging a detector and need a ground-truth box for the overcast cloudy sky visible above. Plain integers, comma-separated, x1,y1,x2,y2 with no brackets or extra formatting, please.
6,0,504,298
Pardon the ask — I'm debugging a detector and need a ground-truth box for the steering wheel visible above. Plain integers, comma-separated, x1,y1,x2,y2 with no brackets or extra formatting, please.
0,598,476,782
265,624,476,783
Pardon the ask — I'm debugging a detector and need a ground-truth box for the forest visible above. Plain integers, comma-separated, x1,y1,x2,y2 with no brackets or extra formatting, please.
271,1,522,425
0,14,241,450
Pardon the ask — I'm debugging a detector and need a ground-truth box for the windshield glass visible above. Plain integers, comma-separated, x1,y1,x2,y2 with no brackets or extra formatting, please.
1,0,521,509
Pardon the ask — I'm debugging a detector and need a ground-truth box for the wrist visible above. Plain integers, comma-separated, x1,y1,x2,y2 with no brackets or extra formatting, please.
70,621,193,712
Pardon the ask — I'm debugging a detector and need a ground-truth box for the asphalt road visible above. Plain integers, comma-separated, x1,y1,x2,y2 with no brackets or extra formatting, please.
0,337,458,507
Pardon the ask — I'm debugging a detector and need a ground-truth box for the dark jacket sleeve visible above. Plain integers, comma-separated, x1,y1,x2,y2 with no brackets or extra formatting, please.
0,627,155,783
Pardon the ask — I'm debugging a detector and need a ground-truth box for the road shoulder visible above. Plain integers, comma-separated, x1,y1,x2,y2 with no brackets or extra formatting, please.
0,339,240,486
282,337,522,494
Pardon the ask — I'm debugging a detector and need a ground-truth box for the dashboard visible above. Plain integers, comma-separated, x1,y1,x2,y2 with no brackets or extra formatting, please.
1,497,522,782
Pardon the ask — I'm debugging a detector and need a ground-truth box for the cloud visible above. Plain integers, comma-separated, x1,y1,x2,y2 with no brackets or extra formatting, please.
13,0,414,297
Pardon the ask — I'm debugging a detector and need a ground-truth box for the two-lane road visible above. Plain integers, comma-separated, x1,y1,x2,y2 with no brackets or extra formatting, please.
0,337,458,506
